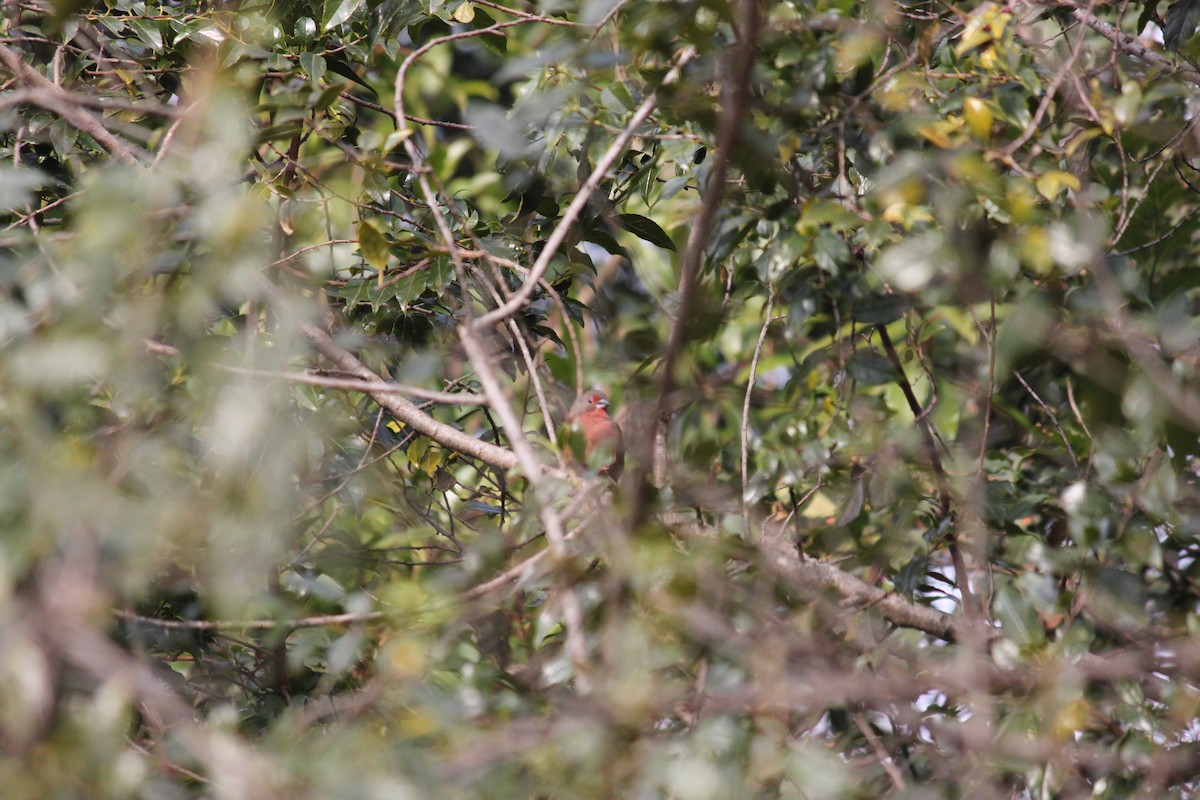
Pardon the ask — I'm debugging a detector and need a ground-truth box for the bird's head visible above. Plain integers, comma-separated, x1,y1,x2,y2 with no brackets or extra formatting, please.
569,388,610,419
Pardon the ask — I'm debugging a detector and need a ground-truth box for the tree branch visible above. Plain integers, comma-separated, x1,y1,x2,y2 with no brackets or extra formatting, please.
0,44,148,167
221,366,490,405
643,0,758,497
757,531,995,644
1061,2,1200,86
297,318,519,472
466,50,694,331
877,323,980,618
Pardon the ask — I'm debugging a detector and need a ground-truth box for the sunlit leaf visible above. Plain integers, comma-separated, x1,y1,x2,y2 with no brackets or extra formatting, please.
1035,170,1081,201
324,0,363,30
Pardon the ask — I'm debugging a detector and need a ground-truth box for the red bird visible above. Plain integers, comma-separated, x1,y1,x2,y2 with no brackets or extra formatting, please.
566,389,625,481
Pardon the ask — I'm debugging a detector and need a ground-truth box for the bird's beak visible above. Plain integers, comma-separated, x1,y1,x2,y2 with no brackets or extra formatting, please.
596,398,608,409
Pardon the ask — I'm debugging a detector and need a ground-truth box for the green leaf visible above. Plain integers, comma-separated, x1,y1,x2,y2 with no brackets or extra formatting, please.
128,18,163,50
583,228,629,259
894,555,929,598
615,213,676,250
853,294,913,325
299,52,327,83
1164,0,1200,51
1034,170,1080,201
255,121,305,143
798,199,862,234
393,270,427,307
845,350,898,385
326,56,379,100
471,11,506,56
324,0,363,31
993,584,1046,648
311,82,348,112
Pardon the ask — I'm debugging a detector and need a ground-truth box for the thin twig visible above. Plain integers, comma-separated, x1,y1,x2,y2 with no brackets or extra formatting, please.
1064,1,1200,86
740,291,776,527
1014,370,1080,476
112,608,392,631
293,313,520,472
471,0,580,24
1065,376,1092,439
456,325,593,692
466,51,693,331
967,299,997,480
221,365,489,405
0,45,148,166
1000,7,1091,158
876,324,979,618
853,713,907,791
643,2,759,497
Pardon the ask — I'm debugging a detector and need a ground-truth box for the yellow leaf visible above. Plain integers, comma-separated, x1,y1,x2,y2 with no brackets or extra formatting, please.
1051,696,1094,742
382,637,429,679
1064,127,1104,158
383,129,414,151
1020,227,1054,274
1005,180,1037,224
988,8,1010,39
1035,171,1081,201
882,204,935,228
397,705,439,738
801,491,838,520
357,218,389,272
419,445,444,476
836,30,883,74
407,437,429,467
877,176,925,209
963,97,994,140
451,2,475,23
917,118,960,149
798,199,862,233
954,4,1011,56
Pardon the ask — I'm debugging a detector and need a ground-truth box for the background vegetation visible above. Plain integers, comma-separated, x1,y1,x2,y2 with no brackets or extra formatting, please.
3,0,1200,797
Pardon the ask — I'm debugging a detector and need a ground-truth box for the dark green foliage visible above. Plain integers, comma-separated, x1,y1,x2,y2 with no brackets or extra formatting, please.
3,1,1200,798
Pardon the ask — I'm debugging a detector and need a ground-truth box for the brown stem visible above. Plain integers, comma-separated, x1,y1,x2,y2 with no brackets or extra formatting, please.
297,317,519,472
0,44,147,167
876,324,979,618
635,0,760,511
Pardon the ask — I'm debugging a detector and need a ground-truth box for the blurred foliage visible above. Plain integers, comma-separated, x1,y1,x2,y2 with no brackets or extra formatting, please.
4,0,1200,797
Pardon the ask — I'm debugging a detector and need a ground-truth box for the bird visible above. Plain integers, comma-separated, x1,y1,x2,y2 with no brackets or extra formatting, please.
566,388,625,481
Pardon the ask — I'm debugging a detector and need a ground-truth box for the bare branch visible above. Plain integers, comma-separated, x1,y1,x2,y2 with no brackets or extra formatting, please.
644,1,758,496
113,608,392,631
740,291,775,526
221,366,490,406
1061,1,1200,86
757,531,996,645
0,44,149,167
297,316,520,472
